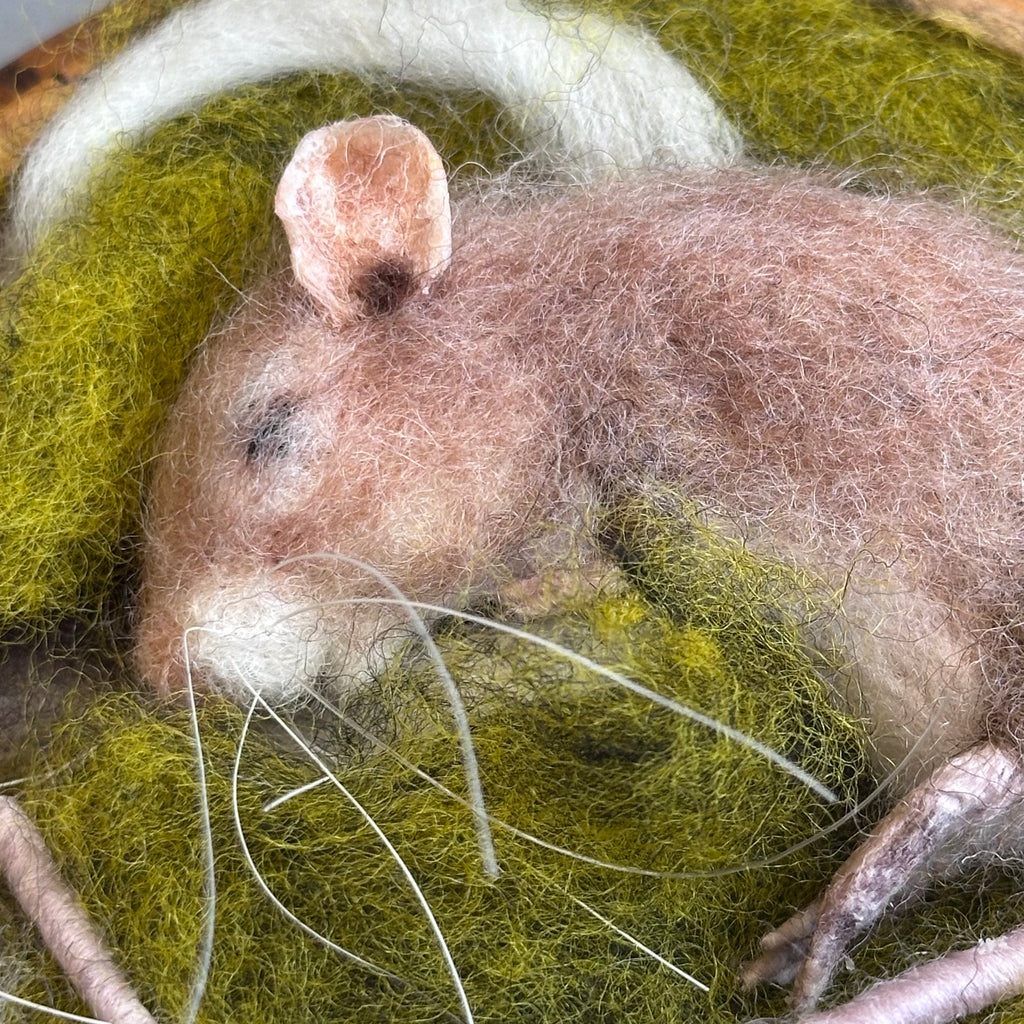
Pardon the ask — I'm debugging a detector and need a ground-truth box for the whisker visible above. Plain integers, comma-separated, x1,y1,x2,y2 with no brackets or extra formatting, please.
303,594,839,804
230,697,408,985
0,989,123,1023
284,685,687,877
565,893,709,991
261,775,330,813
194,638,476,1024
271,553,498,879
181,632,222,1024
289,684,854,880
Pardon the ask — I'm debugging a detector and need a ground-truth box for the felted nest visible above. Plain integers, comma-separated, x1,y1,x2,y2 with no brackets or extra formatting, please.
3,1,1024,1022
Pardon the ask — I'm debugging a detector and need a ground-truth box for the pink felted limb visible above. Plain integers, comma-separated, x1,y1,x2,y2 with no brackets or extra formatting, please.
795,923,1024,1024
742,743,1024,1019
0,795,156,1024
738,899,823,989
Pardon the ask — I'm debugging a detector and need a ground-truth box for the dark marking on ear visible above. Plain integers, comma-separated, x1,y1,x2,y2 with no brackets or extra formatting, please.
245,398,297,464
352,259,414,316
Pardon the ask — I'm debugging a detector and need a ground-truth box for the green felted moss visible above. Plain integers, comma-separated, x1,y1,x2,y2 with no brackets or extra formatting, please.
7,516,872,1023
626,0,1024,229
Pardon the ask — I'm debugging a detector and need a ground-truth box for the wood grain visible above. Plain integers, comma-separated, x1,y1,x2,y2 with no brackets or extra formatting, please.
0,21,100,180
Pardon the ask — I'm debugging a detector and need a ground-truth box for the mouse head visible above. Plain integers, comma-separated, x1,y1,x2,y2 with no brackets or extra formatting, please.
135,116,562,704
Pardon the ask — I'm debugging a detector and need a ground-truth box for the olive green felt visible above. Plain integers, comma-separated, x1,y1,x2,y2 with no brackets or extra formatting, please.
10,510,875,1023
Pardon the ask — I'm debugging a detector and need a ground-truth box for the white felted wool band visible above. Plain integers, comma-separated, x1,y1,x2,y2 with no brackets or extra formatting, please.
182,582,337,705
9,0,742,253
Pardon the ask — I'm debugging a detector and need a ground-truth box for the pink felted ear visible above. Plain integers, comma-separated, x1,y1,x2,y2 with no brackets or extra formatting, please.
274,115,452,321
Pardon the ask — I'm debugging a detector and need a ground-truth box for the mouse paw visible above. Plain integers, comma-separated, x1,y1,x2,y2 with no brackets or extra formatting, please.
739,899,822,989
758,919,1024,1024
742,742,1024,1021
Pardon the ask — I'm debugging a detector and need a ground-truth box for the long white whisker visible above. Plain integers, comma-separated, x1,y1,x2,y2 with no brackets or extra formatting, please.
282,686,684,877
300,595,839,804
229,698,407,984
0,989,121,1023
565,894,709,991
261,775,330,813
283,687,851,880
271,553,498,879
197,640,475,1024
181,632,218,1024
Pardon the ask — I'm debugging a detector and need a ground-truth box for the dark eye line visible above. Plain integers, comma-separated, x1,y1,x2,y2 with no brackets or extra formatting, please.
245,397,297,463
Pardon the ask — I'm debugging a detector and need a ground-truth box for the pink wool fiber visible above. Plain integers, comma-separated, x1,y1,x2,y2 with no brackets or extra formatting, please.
139,167,1024,789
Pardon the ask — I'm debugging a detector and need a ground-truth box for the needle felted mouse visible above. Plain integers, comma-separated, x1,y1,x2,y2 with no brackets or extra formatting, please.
134,111,1024,1024
9,2,1024,1024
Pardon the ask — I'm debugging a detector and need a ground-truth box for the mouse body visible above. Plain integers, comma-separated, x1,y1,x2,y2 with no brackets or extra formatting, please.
138,143,1021,775
136,118,1024,1023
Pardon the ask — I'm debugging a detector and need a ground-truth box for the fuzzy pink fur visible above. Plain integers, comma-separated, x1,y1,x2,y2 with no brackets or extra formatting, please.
135,119,1024,1024
137,163,1024,773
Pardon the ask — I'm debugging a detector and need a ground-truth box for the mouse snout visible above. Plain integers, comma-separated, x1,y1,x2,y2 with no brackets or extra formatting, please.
135,565,408,704
168,581,336,704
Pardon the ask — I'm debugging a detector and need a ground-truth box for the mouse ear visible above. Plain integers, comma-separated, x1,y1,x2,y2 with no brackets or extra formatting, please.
274,115,452,322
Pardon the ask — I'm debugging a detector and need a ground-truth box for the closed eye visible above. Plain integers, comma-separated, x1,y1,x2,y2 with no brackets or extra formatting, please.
244,397,297,464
